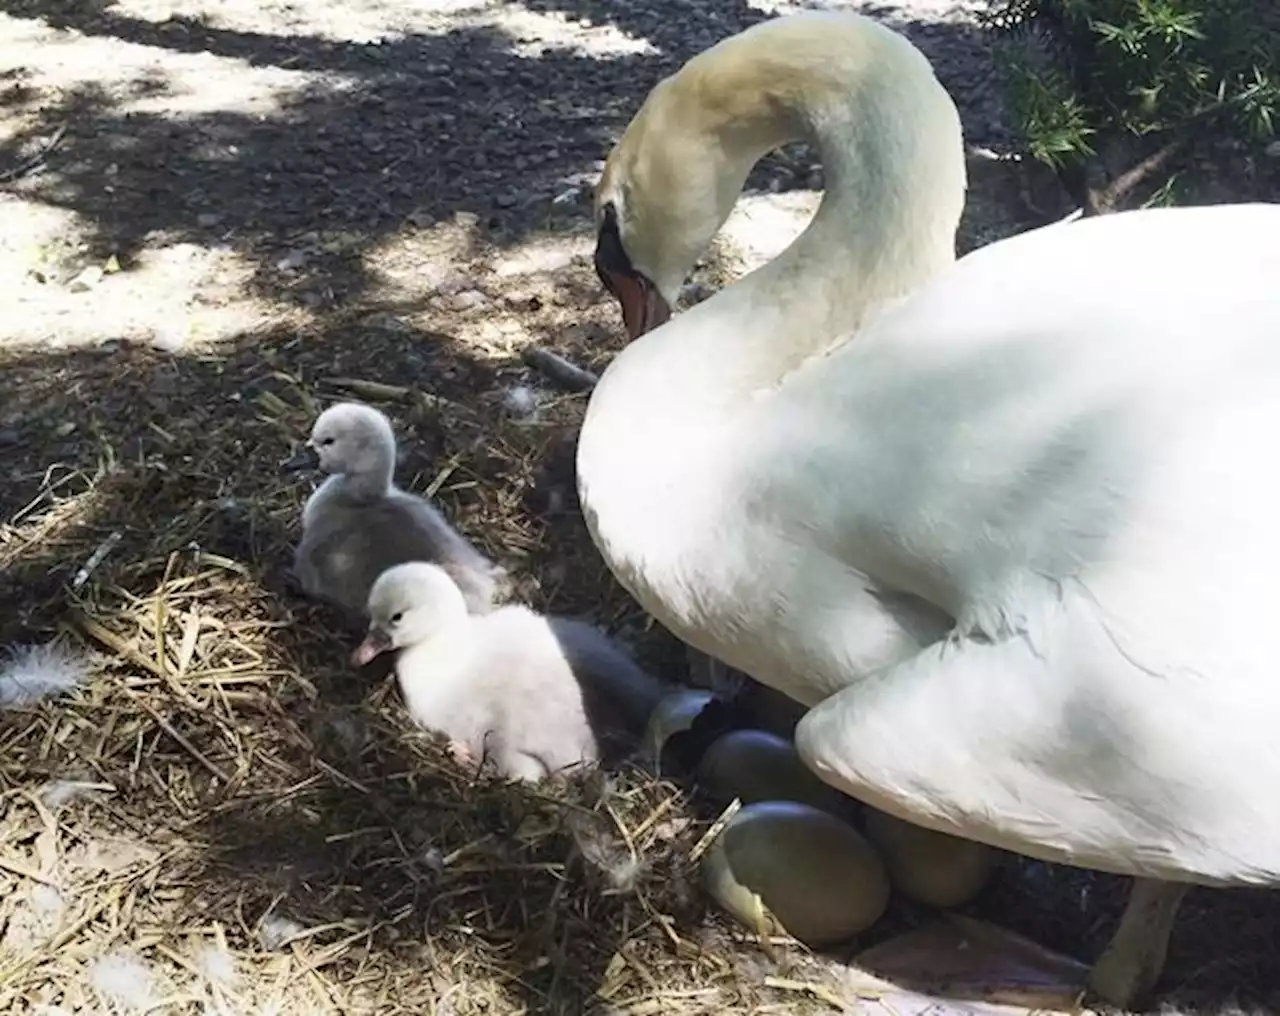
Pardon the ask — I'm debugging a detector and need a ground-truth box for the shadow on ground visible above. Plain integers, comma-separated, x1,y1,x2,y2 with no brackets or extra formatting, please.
0,0,1015,315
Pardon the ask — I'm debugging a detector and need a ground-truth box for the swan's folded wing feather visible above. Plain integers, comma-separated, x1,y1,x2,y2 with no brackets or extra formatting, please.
792,598,1280,888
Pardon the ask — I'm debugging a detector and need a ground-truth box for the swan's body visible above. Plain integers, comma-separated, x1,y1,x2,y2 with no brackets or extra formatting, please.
598,204,1280,882
577,9,1280,1002
286,402,505,619
355,562,665,781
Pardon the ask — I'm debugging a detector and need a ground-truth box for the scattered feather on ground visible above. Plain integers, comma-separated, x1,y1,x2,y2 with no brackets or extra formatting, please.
86,951,157,1012
0,640,92,707
193,941,240,990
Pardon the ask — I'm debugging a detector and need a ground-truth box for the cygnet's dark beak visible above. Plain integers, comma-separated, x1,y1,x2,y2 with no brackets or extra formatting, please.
280,444,321,473
350,627,393,668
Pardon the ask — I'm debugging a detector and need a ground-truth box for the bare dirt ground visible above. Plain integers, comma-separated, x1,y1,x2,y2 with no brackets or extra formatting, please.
1,0,1278,1013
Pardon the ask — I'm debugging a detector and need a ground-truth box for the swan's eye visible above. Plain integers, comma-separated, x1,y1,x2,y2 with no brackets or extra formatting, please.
319,437,335,447
594,202,635,294
389,611,404,625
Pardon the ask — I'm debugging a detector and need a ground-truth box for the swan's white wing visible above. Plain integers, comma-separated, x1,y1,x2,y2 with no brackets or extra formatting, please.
793,603,1280,887
762,205,1280,884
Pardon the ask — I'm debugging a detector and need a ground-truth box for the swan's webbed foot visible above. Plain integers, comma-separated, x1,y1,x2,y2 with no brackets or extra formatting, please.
1087,877,1188,1008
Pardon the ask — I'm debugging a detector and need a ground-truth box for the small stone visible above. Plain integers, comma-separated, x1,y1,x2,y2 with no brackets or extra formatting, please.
275,249,308,271
0,428,19,446
502,289,538,309
423,847,446,873
495,192,518,208
67,266,103,292
151,324,190,353
681,281,715,306
197,212,223,227
449,289,487,311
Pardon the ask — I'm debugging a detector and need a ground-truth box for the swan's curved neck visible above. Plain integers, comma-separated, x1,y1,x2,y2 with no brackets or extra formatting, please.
610,65,962,404
579,30,966,581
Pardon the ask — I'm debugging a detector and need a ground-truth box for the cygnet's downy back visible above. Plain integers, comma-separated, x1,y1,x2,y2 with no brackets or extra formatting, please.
544,616,669,764
355,562,668,781
284,402,507,620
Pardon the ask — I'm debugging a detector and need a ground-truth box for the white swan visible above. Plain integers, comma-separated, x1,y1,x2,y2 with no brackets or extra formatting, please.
576,9,1280,1006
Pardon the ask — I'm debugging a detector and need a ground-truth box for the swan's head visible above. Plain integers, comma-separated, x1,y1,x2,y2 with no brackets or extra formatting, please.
353,562,469,665
594,72,753,341
592,11,967,342
283,401,397,478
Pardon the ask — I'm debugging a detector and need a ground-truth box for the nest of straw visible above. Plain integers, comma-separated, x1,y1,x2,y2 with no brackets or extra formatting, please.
0,317,876,1014
4,301,1280,1014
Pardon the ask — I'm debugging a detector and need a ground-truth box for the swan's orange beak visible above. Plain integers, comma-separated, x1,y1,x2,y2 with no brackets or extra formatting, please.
608,270,671,341
592,201,671,341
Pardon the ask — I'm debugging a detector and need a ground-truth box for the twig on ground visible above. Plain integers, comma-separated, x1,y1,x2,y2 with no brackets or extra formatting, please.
521,346,599,393
1076,136,1186,216
70,530,123,591
0,123,68,184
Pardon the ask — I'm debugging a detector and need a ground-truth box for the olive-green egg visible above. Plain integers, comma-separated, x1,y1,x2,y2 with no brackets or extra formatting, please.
701,800,890,946
862,808,998,909
640,688,715,767
697,728,854,818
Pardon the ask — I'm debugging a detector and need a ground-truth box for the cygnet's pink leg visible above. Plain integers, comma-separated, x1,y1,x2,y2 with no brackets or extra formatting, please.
447,739,477,767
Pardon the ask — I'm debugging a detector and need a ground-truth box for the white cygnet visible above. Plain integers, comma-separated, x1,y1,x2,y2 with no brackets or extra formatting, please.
284,401,506,621
354,561,666,782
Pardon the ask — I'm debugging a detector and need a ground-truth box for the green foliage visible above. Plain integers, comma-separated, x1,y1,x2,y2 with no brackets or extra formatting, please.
983,0,1279,171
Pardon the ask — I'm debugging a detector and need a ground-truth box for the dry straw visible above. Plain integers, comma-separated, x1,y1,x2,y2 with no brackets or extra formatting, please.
0,335,854,1014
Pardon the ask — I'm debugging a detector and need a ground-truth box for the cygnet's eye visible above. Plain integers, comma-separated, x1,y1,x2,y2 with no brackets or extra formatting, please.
319,437,335,447
389,611,404,625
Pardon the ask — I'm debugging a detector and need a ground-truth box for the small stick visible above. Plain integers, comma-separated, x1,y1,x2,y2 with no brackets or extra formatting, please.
126,689,230,784
688,797,741,864
320,377,411,401
70,530,123,591
0,123,67,183
521,346,599,393
763,977,852,1011
1082,136,1185,216
629,792,680,843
